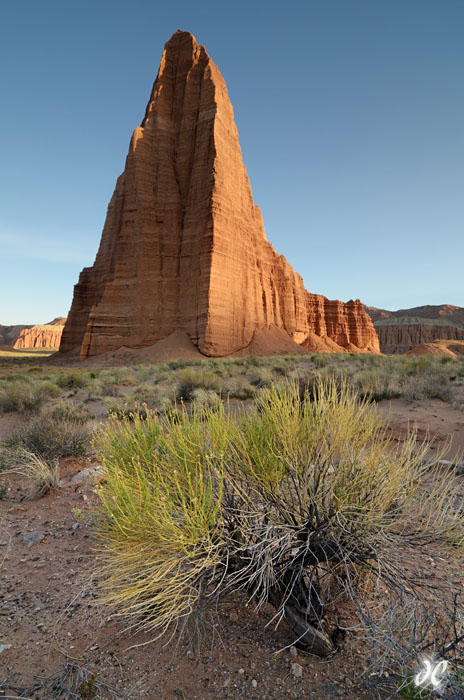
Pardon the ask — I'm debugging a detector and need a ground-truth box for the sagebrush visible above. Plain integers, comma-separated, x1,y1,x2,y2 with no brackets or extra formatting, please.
93,378,464,685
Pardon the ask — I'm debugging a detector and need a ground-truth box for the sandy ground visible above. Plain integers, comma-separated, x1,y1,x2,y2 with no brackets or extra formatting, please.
377,397,464,461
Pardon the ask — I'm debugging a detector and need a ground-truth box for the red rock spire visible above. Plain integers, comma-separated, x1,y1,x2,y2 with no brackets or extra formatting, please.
60,31,379,358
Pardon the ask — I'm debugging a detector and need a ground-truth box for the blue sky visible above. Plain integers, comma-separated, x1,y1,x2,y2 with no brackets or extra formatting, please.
1,0,463,324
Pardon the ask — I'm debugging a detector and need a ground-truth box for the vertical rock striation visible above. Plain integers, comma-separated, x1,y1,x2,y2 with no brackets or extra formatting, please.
61,30,379,359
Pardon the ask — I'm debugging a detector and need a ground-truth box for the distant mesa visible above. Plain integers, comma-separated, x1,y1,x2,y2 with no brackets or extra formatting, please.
60,30,379,361
11,318,67,349
364,305,464,354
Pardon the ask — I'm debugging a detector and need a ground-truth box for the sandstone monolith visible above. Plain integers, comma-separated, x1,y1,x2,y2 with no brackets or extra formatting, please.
60,30,379,359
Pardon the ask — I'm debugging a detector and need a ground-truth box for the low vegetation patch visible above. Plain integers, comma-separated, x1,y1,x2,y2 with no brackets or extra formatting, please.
175,367,222,401
48,399,91,424
93,379,464,687
11,449,60,498
4,412,91,462
57,370,89,389
0,379,58,414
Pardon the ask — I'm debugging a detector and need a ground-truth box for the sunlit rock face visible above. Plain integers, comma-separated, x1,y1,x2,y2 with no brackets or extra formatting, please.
60,31,379,360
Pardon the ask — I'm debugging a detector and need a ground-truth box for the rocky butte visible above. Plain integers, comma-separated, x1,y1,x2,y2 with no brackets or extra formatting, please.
13,318,66,350
365,305,464,354
60,30,379,360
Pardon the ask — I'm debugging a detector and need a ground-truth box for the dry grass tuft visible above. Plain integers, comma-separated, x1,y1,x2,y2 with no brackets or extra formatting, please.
12,449,60,498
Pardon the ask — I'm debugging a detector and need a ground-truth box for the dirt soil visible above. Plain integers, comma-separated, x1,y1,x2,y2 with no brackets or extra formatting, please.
377,397,464,460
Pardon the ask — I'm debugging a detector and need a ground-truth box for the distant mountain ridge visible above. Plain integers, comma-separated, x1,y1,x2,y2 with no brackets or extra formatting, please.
364,305,464,353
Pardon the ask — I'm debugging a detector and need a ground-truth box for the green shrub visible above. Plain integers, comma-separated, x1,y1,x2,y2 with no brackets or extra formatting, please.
167,358,187,370
222,377,254,400
48,400,91,424
106,398,148,421
248,367,274,388
4,414,91,461
93,379,464,669
311,354,329,368
57,370,88,389
0,381,45,414
175,368,222,401
191,388,221,411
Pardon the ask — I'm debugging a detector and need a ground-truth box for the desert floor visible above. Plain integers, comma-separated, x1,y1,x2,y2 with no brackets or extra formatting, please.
1,350,464,699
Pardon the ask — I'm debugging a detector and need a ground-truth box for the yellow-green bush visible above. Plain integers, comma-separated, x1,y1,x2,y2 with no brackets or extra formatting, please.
92,379,464,666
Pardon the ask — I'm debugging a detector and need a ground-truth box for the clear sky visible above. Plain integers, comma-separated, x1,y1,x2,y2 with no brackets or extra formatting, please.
1,0,463,324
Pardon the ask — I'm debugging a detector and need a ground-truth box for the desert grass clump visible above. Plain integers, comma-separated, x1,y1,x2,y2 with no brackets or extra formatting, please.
222,376,254,400
36,379,61,399
132,383,161,409
0,380,46,414
114,369,138,386
106,398,148,421
191,388,221,412
310,353,329,368
12,449,60,498
353,365,402,402
93,378,464,674
4,413,91,461
57,370,88,389
167,358,188,370
48,400,91,424
93,408,224,636
98,368,138,387
248,367,275,388
402,373,452,402
175,367,222,401
85,378,105,401
399,358,454,402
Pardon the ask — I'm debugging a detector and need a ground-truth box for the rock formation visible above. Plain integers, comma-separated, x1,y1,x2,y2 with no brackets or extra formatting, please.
365,305,464,354
61,30,379,360
406,339,464,357
13,318,66,349
0,324,31,347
